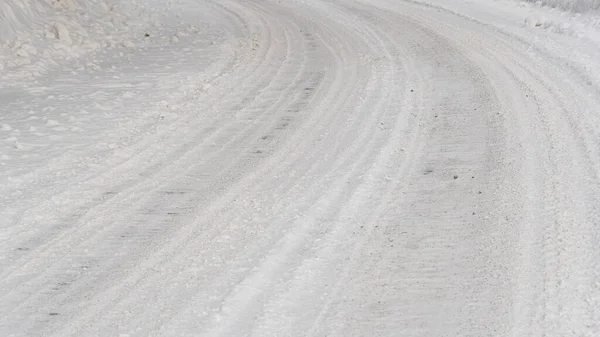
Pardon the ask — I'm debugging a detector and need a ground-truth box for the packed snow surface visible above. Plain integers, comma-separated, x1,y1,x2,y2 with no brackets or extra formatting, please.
2,0,600,336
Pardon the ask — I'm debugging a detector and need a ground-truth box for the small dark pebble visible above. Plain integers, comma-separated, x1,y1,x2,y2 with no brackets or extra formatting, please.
145,33,150,37
410,89,414,92
478,191,482,194
453,175,458,179
49,313,59,316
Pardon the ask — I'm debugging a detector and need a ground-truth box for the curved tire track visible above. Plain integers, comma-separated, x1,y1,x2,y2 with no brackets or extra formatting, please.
2,0,600,336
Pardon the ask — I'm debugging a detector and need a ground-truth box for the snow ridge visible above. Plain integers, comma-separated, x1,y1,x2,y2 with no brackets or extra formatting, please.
521,0,600,13
0,0,157,82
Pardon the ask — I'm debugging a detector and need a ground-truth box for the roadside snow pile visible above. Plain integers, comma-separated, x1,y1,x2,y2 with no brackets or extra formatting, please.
520,0,600,13
0,0,157,82
517,1,600,39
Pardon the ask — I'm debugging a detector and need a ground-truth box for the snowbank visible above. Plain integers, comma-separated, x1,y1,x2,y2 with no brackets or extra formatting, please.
520,0,600,13
0,0,157,82
505,1,600,40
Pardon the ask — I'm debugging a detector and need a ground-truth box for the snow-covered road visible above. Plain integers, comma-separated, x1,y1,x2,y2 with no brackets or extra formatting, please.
2,0,600,336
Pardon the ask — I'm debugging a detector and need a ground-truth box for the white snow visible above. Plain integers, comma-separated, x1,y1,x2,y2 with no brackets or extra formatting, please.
52,22,72,44
1,0,600,336
0,0,159,82
520,0,600,12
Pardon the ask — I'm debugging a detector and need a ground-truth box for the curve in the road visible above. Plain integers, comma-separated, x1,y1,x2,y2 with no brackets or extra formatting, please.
2,0,600,336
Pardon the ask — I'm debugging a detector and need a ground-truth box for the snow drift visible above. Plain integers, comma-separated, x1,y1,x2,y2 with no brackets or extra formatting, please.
0,0,156,81
521,0,600,13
